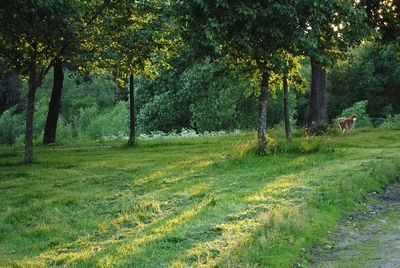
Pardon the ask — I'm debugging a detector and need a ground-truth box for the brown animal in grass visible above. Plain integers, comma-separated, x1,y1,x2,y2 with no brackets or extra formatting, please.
338,114,357,132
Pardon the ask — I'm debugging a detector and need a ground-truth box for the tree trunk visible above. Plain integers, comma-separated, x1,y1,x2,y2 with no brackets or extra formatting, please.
128,74,135,146
308,59,326,134
25,61,38,163
283,74,292,142
257,71,269,155
43,59,64,144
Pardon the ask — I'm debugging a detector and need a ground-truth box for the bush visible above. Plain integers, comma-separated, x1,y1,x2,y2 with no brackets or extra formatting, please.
136,59,260,133
338,100,373,128
379,114,400,129
190,85,241,132
78,106,99,132
83,101,129,140
137,92,185,134
56,116,74,142
15,134,25,146
33,98,50,140
0,108,24,144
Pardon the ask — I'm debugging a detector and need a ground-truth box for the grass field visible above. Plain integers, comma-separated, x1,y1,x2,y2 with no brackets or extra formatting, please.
0,129,399,267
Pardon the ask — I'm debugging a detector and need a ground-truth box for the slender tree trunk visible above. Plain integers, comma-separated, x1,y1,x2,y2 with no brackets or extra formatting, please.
25,61,38,163
128,74,135,146
257,71,269,155
43,59,64,144
308,59,326,134
283,74,292,142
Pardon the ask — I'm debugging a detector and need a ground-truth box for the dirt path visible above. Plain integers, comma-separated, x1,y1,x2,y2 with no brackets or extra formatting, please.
0,145,115,154
309,179,400,268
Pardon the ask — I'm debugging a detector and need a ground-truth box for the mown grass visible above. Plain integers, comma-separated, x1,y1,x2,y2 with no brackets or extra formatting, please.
0,129,399,267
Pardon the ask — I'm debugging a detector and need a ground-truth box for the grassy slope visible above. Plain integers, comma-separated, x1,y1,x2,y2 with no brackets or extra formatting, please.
0,129,399,267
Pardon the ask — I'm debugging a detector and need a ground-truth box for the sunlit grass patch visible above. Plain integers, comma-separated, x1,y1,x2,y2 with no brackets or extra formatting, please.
232,137,257,161
221,157,400,267
0,129,399,267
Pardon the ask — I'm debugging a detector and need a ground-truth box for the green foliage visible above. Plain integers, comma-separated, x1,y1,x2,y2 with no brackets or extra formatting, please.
83,77,117,108
82,101,129,141
0,0,86,71
77,106,99,132
268,89,298,128
361,0,400,43
300,0,369,66
0,72,22,114
328,42,400,118
136,58,260,133
379,114,400,129
26,70,120,141
0,1,396,150
190,86,243,132
181,60,257,132
0,69,126,144
56,116,74,142
33,98,50,140
94,0,179,80
138,92,184,133
340,100,373,128
0,107,24,144
0,90,74,145
62,73,117,124
0,59,309,144
177,1,301,74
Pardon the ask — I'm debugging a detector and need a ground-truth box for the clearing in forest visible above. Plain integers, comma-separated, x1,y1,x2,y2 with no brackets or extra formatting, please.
0,129,399,267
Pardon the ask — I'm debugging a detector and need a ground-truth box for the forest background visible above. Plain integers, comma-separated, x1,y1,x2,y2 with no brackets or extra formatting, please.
1,0,400,157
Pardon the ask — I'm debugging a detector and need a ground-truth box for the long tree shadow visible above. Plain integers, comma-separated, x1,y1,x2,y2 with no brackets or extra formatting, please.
9,155,218,267
14,184,215,267
167,158,375,267
5,135,391,267
90,153,355,266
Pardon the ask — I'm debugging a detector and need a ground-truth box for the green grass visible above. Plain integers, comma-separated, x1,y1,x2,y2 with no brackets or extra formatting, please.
0,129,399,267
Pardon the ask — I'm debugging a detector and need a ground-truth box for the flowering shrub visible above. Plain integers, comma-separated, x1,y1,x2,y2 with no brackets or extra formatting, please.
138,128,238,140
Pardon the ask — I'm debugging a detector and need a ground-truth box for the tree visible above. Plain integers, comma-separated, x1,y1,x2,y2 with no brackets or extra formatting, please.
42,0,115,145
43,59,64,144
327,42,400,119
177,0,309,154
135,53,260,134
0,0,117,160
308,60,327,133
298,0,368,133
0,0,91,162
361,0,400,43
278,52,307,142
95,0,178,146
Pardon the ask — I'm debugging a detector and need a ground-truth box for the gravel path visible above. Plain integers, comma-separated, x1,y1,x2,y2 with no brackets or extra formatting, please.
310,180,400,268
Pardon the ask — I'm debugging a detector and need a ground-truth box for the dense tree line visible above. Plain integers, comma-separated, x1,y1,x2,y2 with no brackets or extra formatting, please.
328,42,400,121
1,0,400,162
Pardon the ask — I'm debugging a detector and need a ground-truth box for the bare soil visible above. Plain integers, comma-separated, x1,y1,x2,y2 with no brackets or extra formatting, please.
309,179,400,268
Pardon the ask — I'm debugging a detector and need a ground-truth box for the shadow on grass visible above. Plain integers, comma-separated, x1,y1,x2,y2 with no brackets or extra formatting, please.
3,130,397,267
90,154,342,266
